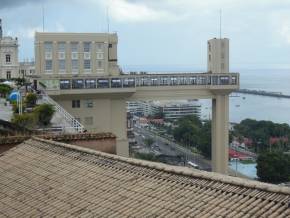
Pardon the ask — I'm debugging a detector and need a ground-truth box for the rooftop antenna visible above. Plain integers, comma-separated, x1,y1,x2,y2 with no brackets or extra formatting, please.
219,9,222,39
42,4,45,32
106,6,110,33
0,18,3,38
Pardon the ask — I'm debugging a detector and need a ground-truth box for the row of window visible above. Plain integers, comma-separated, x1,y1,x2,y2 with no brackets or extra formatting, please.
44,41,109,52
59,76,238,89
45,60,104,71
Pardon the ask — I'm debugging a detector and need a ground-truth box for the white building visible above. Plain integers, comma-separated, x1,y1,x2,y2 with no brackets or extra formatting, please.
153,100,201,120
0,19,20,79
127,100,201,120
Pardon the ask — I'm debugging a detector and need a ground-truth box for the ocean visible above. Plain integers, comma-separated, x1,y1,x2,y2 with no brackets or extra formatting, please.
201,69,290,125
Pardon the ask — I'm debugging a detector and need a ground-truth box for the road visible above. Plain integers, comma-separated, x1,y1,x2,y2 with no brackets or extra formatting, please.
134,126,212,171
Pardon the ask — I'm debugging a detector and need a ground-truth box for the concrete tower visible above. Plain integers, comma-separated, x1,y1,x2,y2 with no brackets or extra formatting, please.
207,38,229,74
208,38,231,174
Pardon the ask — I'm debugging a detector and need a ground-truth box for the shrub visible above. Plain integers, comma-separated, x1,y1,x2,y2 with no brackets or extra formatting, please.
0,84,12,98
25,92,37,107
33,104,55,126
11,113,37,129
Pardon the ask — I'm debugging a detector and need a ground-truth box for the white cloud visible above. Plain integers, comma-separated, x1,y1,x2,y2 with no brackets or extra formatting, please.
97,0,183,23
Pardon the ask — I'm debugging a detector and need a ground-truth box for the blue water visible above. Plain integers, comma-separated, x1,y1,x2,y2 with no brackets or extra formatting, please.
229,161,257,179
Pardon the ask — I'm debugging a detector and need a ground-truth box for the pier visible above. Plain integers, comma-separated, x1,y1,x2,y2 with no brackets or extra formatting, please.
234,89,290,99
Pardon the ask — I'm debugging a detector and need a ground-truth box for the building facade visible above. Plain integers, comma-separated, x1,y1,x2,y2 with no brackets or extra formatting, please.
0,19,20,79
35,32,119,79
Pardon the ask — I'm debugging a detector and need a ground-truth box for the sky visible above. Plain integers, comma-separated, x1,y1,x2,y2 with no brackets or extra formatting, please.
1,0,290,71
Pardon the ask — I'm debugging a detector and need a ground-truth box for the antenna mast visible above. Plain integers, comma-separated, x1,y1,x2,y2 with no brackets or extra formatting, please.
106,6,110,33
219,9,222,38
42,5,45,32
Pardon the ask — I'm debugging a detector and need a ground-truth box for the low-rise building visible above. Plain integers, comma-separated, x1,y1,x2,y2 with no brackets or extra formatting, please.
0,19,19,79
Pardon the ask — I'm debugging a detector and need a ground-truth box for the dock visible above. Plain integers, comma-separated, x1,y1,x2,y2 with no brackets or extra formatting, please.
234,89,290,99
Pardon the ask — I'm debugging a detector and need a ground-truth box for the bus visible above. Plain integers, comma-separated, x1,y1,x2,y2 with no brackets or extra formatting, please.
187,161,199,169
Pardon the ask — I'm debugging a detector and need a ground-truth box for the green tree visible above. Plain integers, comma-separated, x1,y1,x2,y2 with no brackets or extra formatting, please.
11,113,37,129
144,137,154,147
33,104,55,126
256,151,290,184
197,120,211,159
0,84,12,98
25,92,37,107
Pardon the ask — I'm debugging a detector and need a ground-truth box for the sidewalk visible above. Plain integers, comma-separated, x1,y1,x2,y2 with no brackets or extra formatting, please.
0,98,13,121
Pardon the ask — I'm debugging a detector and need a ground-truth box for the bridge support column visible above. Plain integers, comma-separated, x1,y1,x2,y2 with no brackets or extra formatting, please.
110,99,129,157
211,95,229,174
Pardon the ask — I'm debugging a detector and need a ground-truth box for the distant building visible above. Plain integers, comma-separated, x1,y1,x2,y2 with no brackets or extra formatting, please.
19,61,35,78
154,100,201,120
127,100,201,120
0,19,20,79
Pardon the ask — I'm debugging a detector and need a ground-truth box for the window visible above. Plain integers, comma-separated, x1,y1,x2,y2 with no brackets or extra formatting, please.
72,79,84,89
60,80,71,89
58,42,66,52
72,100,80,108
96,52,104,60
108,43,112,48
84,60,91,70
6,71,11,80
97,60,103,69
208,54,211,62
5,54,11,63
71,42,78,52
85,79,96,88
45,60,52,71
220,76,229,85
208,42,211,52
221,53,225,59
83,42,91,52
96,43,104,50
231,76,237,85
72,60,78,70
84,99,93,108
44,42,53,52
221,42,225,48
84,117,93,125
59,60,65,71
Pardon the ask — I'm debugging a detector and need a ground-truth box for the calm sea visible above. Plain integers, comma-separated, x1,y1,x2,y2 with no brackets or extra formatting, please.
199,69,290,125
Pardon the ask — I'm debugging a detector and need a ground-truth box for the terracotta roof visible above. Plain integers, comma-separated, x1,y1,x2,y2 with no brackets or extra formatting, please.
0,138,290,217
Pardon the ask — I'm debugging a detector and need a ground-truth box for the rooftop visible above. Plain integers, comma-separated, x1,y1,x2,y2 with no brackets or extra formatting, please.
0,138,289,217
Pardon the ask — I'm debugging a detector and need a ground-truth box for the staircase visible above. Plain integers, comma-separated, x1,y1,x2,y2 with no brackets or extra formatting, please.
39,92,84,133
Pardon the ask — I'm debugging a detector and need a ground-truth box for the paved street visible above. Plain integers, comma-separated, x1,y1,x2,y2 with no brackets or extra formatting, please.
134,126,212,171
0,98,12,121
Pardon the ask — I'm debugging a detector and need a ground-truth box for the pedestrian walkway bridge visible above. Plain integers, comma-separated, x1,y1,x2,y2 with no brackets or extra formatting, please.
39,72,239,98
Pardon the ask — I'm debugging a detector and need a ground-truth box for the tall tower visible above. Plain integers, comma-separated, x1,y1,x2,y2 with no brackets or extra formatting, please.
207,38,229,74
0,19,3,39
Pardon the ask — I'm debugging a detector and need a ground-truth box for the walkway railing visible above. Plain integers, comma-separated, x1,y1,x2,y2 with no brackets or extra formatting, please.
40,92,84,133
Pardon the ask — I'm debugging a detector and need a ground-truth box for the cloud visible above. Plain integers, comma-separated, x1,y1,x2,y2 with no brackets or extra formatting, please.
0,0,44,9
98,0,183,23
